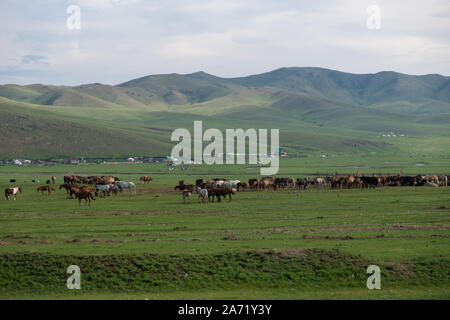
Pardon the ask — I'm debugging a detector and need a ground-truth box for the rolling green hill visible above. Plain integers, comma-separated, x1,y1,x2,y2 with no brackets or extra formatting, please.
0,67,449,159
230,67,450,115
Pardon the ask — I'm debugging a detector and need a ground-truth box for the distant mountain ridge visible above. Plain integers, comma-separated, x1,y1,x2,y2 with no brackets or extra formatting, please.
1,67,449,116
0,67,449,158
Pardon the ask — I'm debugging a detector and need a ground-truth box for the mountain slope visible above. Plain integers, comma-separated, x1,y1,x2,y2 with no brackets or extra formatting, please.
229,67,450,115
0,67,449,158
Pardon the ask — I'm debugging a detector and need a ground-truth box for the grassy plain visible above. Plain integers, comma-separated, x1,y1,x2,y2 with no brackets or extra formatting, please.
0,160,448,299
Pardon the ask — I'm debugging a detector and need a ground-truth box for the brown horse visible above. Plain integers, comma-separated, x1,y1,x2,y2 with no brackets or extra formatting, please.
68,186,81,198
75,190,96,206
51,176,56,184
140,176,152,184
59,183,77,194
37,186,55,195
5,187,21,200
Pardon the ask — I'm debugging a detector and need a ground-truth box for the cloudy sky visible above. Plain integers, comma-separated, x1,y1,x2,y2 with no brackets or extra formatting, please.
0,0,449,85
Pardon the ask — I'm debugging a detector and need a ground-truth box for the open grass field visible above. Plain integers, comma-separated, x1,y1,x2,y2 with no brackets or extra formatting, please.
0,159,448,299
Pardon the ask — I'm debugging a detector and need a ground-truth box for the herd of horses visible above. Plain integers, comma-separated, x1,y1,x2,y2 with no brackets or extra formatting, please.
4,175,140,206
4,173,449,205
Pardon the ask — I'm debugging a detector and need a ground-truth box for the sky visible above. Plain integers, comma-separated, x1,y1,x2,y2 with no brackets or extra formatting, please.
0,0,449,85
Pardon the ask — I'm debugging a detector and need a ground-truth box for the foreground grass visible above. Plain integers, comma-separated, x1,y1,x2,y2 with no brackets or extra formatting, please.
4,287,449,300
0,250,448,299
0,163,448,299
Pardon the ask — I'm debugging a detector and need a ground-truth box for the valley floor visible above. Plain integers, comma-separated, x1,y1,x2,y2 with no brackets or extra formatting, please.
0,162,448,299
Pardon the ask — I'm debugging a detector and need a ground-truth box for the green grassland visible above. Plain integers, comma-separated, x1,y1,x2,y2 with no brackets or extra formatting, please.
0,161,448,299
0,67,448,299
1,67,449,159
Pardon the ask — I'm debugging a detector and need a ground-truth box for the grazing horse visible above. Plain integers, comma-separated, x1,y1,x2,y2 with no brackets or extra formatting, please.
51,176,56,184
59,183,77,194
248,179,258,191
95,184,115,197
75,190,96,206
5,187,21,200
208,186,236,202
182,190,192,203
67,186,81,198
37,186,55,195
195,187,208,203
140,176,152,184
236,182,247,191
114,181,136,195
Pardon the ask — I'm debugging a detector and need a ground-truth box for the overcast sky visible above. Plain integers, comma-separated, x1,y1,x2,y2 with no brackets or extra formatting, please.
0,0,449,85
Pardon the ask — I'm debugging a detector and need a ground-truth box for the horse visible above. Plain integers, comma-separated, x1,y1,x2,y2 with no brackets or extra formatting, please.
114,181,136,195
140,176,152,184
236,182,247,191
182,189,192,203
68,185,81,198
5,187,21,200
195,186,208,203
95,185,110,197
51,176,56,184
59,183,76,194
37,186,55,195
75,190,96,206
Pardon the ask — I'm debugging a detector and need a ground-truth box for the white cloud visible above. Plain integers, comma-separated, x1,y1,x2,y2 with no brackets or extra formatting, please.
0,0,449,85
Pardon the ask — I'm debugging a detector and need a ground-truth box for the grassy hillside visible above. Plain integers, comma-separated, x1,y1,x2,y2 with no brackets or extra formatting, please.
230,67,450,115
0,67,449,159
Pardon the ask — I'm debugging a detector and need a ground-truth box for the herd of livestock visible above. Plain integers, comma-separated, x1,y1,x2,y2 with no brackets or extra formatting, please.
3,173,449,205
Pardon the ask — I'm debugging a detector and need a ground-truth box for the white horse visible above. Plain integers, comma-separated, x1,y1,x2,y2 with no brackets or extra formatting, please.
224,180,240,188
96,185,111,197
182,190,192,203
196,187,208,203
114,181,136,195
5,187,22,200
